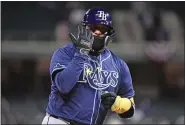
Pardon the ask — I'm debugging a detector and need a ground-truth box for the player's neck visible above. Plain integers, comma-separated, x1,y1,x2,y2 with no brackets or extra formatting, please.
89,51,100,56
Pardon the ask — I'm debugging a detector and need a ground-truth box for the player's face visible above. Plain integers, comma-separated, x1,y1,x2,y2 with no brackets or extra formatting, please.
86,24,110,38
85,24,111,52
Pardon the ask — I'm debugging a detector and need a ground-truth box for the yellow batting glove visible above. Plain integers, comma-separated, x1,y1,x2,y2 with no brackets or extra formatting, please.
111,96,132,114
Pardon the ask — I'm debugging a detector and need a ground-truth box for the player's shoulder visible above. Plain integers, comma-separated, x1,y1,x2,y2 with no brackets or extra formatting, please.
58,43,75,51
108,49,128,67
54,43,76,57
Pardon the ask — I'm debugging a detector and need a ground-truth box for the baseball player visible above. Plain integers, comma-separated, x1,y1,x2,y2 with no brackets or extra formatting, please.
42,7,135,125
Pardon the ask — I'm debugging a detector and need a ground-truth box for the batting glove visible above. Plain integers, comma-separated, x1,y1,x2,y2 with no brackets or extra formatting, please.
101,92,133,114
69,25,94,56
101,92,117,109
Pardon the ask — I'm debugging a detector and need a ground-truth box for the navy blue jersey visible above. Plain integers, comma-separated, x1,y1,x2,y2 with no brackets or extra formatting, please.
46,43,134,125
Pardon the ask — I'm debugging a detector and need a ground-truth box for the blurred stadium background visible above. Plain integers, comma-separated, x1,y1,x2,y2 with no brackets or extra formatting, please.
1,1,184,124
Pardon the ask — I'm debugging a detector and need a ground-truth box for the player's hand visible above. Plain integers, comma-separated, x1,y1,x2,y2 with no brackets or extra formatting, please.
69,25,94,55
101,92,117,109
111,96,132,114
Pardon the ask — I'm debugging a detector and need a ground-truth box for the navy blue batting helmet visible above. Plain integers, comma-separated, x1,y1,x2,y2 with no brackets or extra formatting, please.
82,7,115,37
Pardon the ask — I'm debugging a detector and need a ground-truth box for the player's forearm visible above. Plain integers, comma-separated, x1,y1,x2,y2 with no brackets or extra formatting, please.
54,52,88,94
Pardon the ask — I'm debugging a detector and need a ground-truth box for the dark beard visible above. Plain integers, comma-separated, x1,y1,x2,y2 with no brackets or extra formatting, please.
92,36,105,52
89,36,105,56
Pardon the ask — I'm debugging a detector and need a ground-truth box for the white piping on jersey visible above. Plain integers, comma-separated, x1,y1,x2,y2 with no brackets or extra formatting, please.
100,50,111,69
52,65,66,74
52,67,64,74
87,49,111,69
87,56,99,64
89,50,112,125
77,80,87,83
90,89,97,125
111,53,119,73
94,91,102,125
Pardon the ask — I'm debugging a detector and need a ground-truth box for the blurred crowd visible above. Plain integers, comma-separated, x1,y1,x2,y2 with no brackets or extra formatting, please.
1,1,184,124
2,1,185,42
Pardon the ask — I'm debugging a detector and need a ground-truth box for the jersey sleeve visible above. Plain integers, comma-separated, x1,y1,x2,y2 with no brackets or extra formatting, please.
50,47,71,78
117,60,135,98
117,60,135,119
50,45,88,94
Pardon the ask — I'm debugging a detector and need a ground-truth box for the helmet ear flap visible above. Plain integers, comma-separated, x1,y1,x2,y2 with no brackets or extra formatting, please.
104,36,112,46
109,27,115,37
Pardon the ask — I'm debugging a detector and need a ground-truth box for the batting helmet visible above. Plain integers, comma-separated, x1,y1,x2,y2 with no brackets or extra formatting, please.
82,7,115,38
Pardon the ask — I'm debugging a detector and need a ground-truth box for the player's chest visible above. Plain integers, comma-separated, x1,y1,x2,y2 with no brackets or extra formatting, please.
78,57,120,91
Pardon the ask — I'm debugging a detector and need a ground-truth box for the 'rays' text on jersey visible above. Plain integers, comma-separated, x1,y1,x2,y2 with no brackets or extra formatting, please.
78,63,119,90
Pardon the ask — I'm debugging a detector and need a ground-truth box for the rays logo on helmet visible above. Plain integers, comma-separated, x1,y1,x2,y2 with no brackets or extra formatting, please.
96,11,108,21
